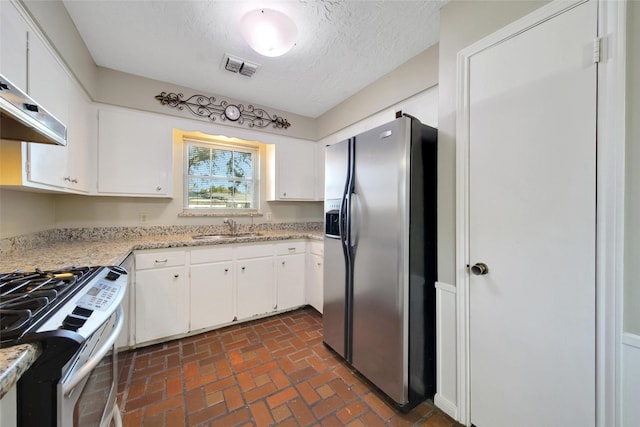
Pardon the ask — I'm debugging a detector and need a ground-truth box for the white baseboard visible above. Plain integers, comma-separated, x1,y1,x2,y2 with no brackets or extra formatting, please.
622,332,640,427
622,332,640,348
434,392,458,421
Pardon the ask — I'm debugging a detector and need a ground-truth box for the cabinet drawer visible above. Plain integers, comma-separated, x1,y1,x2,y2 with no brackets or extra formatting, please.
190,246,234,264
276,241,306,255
135,250,186,270
309,241,324,256
236,243,274,259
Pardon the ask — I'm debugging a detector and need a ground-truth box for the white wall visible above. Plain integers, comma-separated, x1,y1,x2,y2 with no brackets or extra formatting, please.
0,189,56,238
623,1,640,425
318,87,438,146
624,0,640,338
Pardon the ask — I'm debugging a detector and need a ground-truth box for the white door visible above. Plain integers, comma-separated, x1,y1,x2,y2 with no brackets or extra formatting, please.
465,1,597,426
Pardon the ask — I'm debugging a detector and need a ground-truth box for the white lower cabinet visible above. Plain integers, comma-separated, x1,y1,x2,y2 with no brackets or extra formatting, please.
308,254,324,313
134,241,310,346
307,241,324,313
134,250,188,344
236,244,275,320
190,246,234,331
276,242,307,311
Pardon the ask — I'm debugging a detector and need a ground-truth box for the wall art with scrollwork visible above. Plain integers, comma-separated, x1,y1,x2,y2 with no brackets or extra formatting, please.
154,92,291,129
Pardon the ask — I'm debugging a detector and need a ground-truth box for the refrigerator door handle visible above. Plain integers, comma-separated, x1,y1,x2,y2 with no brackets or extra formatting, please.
350,192,360,250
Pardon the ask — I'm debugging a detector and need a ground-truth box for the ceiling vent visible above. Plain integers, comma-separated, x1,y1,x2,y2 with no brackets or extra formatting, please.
223,54,259,77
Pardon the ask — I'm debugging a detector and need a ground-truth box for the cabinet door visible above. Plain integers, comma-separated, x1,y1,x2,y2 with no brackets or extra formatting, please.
267,140,316,200
190,262,234,331
307,253,324,314
27,32,68,123
65,81,95,193
135,266,188,344
0,0,28,89
26,33,70,189
236,257,274,319
276,253,306,311
97,107,173,196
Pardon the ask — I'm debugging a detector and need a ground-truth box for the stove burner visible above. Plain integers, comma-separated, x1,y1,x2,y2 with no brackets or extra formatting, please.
0,267,101,347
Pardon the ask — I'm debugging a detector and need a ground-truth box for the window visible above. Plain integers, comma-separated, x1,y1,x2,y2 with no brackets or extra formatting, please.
184,139,259,211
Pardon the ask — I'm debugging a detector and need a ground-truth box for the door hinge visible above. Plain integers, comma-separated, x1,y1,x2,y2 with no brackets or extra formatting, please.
593,37,602,63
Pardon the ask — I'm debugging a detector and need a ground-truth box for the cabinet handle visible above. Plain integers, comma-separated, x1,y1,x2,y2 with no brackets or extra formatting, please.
224,268,229,273
156,186,162,191
174,274,180,278
71,178,78,183
63,176,71,182
155,259,168,264
241,266,246,271
282,261,285,266
283,192,287,197
317,262,322,267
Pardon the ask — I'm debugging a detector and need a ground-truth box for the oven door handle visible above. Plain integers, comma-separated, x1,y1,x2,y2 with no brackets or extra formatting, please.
62,305,124,396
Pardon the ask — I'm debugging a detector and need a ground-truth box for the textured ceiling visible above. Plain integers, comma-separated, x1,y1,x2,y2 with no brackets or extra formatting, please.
62,0,446,118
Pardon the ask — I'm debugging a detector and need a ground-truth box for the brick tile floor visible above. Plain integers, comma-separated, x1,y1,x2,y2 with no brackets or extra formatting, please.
116,307,461,427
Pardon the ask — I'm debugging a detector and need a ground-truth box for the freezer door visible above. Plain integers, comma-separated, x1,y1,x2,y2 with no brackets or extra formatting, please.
323,140,349,358
351,119,410,404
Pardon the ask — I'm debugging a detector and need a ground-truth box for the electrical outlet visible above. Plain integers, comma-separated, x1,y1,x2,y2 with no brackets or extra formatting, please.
139,212,149,223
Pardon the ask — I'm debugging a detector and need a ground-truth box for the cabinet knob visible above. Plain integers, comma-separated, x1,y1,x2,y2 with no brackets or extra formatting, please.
282,261,285,266
156,186,162,191
241,266,246,271
63,176,71,182
71,178,78,184
174,274,180,278
283,192,287,197
224,268,229,273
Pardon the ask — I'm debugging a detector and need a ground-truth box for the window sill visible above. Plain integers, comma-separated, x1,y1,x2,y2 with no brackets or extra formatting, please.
178,211,263,218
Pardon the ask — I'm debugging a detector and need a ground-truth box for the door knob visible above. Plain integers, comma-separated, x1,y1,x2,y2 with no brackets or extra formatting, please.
470,263,489,275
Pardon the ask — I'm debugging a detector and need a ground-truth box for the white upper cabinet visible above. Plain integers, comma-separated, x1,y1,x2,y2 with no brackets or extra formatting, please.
266,139,317,201
26,34,93,193
316,142,325,201
27,31,69,124
0,2,94,194
0,0,28,88
97,106,173,197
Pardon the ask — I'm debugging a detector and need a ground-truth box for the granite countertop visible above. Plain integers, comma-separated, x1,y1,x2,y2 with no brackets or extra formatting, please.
0,229,323,273
0,225,323,399
0,344,41,400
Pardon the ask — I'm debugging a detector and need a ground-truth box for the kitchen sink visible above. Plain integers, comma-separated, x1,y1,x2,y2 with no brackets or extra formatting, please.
192,233,261,240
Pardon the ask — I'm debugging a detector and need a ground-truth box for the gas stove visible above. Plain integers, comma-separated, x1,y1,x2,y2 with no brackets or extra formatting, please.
0,265,129,427
0,266,126,348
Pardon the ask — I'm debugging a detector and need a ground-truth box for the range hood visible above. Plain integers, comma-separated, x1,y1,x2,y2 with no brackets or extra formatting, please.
0,73,67,146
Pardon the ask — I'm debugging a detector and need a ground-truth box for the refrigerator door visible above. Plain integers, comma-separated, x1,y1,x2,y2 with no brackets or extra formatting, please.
323,139,350,358
351,119,411,404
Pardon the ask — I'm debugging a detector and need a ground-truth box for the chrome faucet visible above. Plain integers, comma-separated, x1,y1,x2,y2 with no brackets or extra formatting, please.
224,218,237,235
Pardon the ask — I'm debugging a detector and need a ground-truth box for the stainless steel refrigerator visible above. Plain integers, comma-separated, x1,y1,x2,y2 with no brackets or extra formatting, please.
323,115,437,411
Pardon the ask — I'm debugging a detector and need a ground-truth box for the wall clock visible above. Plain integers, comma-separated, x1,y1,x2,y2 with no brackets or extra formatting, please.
224,104,241,121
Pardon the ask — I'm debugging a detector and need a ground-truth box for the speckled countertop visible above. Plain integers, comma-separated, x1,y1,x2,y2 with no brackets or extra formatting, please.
0,223,323,399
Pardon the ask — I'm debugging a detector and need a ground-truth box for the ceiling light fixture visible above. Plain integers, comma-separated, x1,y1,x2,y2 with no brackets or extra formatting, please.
240,9,297,57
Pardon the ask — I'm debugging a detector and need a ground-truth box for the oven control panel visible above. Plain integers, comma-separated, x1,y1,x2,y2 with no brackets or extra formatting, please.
77,281,120,311
39,266,128,336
